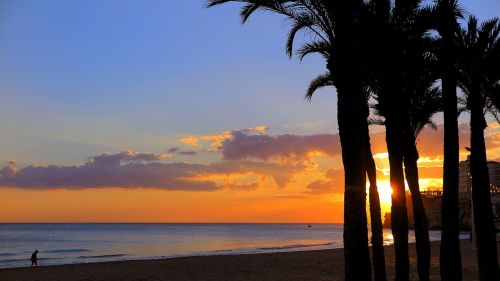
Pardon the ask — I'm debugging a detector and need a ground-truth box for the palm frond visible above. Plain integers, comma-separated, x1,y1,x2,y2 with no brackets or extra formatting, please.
368,117,385,126
304,72,333,101
296,40,331,61
285,14,316,57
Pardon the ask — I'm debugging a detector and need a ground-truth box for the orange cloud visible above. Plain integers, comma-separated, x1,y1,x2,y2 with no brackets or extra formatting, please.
180,137,199,147
180,126,269,151
368,123,500,159
3,124,499,196
3,124,499,223
305,169,343,194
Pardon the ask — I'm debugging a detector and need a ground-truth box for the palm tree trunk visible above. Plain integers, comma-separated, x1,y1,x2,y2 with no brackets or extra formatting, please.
386,119,410,281
469,78,500,280
323,2,372,280
367,127,387,281
337,84,372,281
439,22,462,280
403,131,431,281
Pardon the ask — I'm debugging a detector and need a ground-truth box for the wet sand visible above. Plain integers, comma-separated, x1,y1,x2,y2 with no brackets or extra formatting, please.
1,240,497,281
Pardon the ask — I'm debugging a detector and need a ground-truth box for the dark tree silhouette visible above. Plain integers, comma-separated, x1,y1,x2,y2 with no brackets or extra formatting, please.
456,16,500,280
207,2,495,281
366,124,388,281
366,1,437,279
404,71,441,281
207,1,373,279
317,2,372,279
432,1,464,278
306,73,387,281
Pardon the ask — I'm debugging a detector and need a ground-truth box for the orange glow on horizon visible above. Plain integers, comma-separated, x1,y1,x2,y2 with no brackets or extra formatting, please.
1,123,498,223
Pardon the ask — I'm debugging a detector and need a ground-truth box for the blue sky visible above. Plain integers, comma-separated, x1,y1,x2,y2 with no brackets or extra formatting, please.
0,0,498,165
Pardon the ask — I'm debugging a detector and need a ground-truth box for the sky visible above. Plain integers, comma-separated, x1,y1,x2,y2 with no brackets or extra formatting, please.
0,0,499,223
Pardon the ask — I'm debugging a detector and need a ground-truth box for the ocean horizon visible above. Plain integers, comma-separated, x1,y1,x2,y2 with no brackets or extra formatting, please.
0,223,448,269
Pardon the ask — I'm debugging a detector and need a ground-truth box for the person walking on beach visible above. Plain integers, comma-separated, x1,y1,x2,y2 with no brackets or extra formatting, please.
30,250,38,267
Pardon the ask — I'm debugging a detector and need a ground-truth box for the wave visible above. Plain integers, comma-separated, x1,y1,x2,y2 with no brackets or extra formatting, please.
77,254,128,259
257,242,336,251
0,253,16,257
0,258,28,263
0,253,128,265
0,256,70,263
44,249,90,254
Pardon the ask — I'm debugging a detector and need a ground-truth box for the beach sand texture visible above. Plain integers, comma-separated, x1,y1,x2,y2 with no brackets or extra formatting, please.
1,240,498,281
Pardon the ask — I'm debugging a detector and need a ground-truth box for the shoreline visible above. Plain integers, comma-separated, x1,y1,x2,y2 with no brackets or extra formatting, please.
1,240,498,281
0,224,449,269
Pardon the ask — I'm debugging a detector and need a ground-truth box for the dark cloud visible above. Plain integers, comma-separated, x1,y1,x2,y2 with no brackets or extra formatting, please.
221,130,341,161
167,147,197,156
88,150,173,165
306,180,340,194
178,151,197,156
3,124,497,192
218,123,500,162
0,151,299,191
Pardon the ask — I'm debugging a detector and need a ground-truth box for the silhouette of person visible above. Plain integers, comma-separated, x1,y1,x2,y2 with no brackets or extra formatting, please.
30,250,38,267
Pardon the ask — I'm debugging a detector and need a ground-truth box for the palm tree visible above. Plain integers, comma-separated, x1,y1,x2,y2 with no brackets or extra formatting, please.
366,137,388,281
306,5,437,280
432,1,464,278
400,17,441,281
306,74,387,281
366,1,437,279
298,2,374,279
207,1,373,280
456,16,500,280
403,74,440,281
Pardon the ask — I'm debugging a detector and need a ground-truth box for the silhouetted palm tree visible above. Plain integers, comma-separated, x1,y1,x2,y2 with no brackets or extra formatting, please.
306,2,373,279
401,17,441,281
366,1,437,279
371,49,440,281
456,16,500,280
306,73,387,281
432,1,464,278
305,5,437,279
207,1,373,280
403,71,440,281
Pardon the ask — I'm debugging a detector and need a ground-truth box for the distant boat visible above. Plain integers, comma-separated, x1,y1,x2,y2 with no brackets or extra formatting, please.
307,223,312,228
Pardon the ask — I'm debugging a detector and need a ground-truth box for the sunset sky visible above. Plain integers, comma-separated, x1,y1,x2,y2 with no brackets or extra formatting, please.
1,0,500,223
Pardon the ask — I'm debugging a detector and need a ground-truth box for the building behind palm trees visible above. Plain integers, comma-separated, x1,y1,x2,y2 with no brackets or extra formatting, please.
459,156,500,196
459,156,500,229
383,191,442,229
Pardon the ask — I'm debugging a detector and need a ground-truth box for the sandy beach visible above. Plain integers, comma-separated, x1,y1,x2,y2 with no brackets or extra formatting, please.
1,240,498,281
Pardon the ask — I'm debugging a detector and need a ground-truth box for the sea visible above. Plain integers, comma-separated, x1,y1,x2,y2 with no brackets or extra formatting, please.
0,223,445,269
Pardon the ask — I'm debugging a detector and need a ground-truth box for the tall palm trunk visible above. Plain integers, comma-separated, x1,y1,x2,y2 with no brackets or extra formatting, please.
367,126,387,281
469,76,500,280
438,3,462,279
336,82,372,281
333,40,371,281
323,2,372,280
386,119,410,281
440,66,462,281
403,129,431,281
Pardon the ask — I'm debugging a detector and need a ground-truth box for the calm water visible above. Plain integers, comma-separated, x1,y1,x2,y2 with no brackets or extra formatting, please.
0,223,443,268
